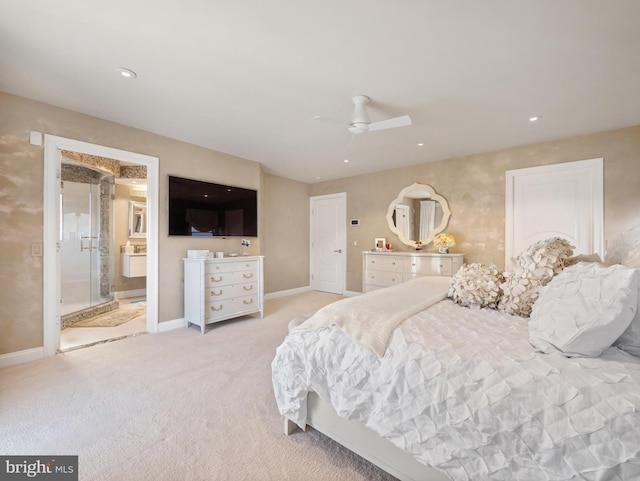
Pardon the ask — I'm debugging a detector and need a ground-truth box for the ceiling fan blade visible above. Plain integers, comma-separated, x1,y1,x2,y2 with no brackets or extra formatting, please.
367,115,412,132
312,115,350,127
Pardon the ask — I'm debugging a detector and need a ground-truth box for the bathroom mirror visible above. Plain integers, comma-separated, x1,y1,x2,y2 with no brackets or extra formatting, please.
385,182,451,248
128,201,147,238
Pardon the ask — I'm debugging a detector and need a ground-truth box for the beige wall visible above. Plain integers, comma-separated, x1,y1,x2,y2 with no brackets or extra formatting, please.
311,125,640,292
262,174,311,293
2,89,639,357
0,92,308,355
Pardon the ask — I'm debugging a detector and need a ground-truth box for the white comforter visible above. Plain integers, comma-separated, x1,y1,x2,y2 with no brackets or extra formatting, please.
272,299,640,481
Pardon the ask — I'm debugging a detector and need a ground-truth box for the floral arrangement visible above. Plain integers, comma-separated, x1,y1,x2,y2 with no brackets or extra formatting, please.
433,233,456,248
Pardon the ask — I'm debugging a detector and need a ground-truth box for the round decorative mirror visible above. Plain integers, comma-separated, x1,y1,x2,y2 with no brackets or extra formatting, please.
385,182,451,248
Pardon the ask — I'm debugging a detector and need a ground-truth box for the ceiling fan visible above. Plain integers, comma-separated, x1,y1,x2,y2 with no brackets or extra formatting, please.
313,95,412,135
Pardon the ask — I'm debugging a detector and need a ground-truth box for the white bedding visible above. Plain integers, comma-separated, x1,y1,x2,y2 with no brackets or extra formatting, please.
293,276,451,356
272,299,640,480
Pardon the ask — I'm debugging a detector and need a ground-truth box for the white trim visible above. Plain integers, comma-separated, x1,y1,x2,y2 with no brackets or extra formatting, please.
114,288,147,300
43,135,159,358
264,286,312,300
0,347,44,369
158,318,186,333
505,158,604,266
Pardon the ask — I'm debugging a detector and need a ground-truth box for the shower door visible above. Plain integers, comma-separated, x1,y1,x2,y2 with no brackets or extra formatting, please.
60,173,114,316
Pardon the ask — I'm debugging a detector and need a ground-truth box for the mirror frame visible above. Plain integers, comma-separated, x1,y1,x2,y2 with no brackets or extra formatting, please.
128,200,147,238
385,182,451,248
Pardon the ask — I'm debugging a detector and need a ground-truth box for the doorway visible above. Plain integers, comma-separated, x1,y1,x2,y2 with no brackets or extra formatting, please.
310,193,346,294
43,135,159,357
59,164,116,318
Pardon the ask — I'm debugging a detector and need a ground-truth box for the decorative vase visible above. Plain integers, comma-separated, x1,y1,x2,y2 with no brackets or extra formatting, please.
438,246,449,254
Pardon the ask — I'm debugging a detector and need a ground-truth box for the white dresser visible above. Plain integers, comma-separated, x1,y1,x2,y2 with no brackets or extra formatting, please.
363,251,464,292
183,256,264,334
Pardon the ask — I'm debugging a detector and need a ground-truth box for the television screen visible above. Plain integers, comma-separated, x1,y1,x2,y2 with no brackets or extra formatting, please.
168,176,258,237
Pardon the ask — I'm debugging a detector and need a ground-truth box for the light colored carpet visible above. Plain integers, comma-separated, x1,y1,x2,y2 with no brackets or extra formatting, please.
0,291,400,481
72,303,146,328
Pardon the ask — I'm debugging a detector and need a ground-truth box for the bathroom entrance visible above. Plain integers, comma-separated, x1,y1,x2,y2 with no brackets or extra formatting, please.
60,163,116,322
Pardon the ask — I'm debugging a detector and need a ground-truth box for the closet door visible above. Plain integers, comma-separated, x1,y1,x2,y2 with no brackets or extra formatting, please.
505,158,603,267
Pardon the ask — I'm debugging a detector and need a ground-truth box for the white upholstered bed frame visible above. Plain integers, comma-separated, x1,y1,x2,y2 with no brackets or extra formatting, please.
284,392,449,481
282,159,603,480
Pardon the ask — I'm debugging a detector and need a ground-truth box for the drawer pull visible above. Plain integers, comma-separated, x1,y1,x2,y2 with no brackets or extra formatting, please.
211,305,223,312
243,273,254,279
243,299,254,305
211,276,223,283
210,289,223,296
243,285,254,291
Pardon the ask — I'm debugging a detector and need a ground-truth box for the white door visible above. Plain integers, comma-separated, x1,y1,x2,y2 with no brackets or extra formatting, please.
505,158,604,266
394,204,411,240
310,193,346,294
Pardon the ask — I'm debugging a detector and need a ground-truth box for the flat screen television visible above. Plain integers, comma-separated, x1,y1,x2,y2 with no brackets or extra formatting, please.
168,175,258,237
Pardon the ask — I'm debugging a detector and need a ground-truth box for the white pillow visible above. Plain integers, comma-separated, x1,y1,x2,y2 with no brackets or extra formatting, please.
614,288,640,356
529,262,639,357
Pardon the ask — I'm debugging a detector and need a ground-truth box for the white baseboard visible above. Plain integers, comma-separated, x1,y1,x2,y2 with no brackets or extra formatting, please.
265,286,311,300
158,317,186,333
0,347,44,369
344,290,361,297
265,286,362,300
115,288,147,300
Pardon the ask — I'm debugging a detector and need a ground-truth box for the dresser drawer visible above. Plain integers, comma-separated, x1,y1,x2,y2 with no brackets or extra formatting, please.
365,255,402,272
365,270,403,287
206,260,257,274
205,294,259,321
404,257,453,276
205,269,258,287
205,282,258,301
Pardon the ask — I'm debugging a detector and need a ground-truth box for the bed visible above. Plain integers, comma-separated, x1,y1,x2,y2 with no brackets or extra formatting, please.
272,252,640,481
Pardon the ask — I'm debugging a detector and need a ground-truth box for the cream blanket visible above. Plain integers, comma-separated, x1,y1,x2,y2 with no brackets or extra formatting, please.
293,276,451,356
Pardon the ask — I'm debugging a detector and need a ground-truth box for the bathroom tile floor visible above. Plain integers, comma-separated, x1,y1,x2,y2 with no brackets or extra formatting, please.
59,297,147,351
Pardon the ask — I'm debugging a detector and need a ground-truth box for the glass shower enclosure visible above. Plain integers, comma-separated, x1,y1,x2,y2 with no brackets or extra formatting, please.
60,165,115,317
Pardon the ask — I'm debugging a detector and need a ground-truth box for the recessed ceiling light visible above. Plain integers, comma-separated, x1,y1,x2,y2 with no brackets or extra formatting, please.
344,159,349,163
529,115,541,122
117,67,137,79
417,143,424,147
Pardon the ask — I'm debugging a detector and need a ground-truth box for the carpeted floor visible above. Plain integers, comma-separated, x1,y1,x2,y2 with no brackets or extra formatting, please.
0,291,400,481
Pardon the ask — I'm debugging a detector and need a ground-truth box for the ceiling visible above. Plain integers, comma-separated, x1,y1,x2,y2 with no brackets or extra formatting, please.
2,1,639,183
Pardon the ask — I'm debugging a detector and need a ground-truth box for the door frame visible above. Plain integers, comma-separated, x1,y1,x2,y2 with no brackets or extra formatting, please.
310,192,346,294
43,135,159,357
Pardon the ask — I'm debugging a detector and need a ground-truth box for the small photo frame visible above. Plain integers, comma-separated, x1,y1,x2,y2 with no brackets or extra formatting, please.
375,238,386,250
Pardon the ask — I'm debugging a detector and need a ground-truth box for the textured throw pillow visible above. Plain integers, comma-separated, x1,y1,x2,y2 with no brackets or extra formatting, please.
448,263,503,309
498,237,574,317
529,262,639,357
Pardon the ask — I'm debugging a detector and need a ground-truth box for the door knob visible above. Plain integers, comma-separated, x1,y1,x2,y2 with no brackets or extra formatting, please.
333,249,342,253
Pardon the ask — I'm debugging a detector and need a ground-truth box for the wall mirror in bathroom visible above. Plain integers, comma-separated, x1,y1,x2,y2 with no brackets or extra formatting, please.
128,201,147,238
385,182,451,248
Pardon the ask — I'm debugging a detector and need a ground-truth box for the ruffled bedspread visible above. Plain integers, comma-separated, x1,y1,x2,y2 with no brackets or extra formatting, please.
272,299,640,481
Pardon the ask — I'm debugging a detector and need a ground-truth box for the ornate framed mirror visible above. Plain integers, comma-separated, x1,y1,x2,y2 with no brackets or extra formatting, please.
128,200,147,238
385,182,451,248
